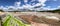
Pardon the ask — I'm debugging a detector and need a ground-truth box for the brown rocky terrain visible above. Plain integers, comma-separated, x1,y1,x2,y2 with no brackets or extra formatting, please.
0,12,60,26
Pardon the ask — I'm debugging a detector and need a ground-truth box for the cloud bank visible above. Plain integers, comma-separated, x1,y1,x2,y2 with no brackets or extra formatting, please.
0,0,59,11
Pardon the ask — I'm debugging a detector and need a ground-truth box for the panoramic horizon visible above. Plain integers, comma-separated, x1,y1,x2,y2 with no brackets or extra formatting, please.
0,0,60,26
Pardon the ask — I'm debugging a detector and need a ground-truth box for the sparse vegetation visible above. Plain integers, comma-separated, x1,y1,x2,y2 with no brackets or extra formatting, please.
2,14,30,26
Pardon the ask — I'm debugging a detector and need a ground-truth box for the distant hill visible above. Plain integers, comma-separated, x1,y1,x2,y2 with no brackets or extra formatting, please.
39,9,60,13
0,10,4,12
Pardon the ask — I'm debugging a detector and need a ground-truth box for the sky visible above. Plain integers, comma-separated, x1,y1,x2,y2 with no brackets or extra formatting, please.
0,0,60,10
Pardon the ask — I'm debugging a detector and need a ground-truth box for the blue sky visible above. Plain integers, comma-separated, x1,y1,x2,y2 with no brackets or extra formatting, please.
0,0,60,10
45,0,60,8
0,0,39,6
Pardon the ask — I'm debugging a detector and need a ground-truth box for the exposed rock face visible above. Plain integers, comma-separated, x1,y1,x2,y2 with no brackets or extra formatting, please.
18,14,60,26
0,12,60,26
31,22,49,26
18,15,35,24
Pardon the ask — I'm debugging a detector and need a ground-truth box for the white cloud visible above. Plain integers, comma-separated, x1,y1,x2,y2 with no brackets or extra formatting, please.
31,0,36,2
38,0,47,3
38,0,47,7
33,3,41,6
0,0,47,11
15,2,21,7
0,6,4,10
0,6,4,8
0,0,59,11
47,6,51,8
42,4,46,6
24,0,28,3
57,6,60,8
53,0,57,1
8,6,15,8
40,6,57,10
22,4,35,9
30,0,47,6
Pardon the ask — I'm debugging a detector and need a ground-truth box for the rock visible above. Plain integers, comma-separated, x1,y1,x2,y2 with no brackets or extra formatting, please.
18,15,34,24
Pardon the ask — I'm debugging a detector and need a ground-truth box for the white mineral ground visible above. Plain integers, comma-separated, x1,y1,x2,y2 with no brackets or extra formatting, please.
0,12,60,26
